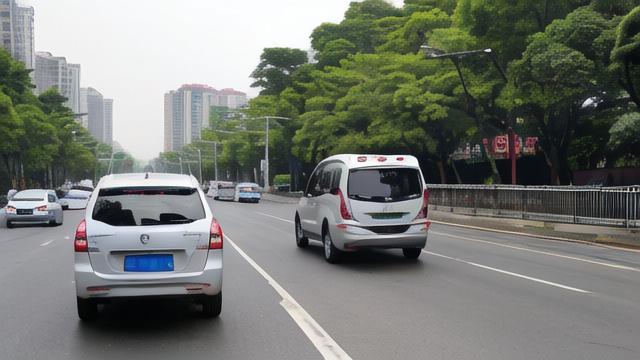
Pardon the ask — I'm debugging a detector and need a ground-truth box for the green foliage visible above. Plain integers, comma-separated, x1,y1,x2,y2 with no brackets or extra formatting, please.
242,1,640,186
251,48,308,95
273,174,291,185
608,112,640,158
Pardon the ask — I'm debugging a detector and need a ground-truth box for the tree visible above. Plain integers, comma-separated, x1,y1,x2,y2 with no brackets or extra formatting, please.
251,48,308,95
611,5,640,109
608,112,640,165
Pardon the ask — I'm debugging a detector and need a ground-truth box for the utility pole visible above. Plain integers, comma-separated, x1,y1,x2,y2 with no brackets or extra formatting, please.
421,45,516,184
197,149,202,184
265,116,270,189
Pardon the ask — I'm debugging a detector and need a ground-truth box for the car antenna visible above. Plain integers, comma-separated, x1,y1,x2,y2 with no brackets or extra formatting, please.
145,172,149,179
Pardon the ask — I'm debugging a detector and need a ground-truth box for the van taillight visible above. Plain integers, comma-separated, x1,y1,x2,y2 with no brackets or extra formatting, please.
74,219,88,252
210,218,224,249
336,188,353,220
414,189,430,220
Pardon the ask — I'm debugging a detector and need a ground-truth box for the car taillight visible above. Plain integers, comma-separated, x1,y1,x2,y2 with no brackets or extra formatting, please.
210,218,223,249
74,219,88,252
336,188,353,220
414,189,430,220
35,205,47,211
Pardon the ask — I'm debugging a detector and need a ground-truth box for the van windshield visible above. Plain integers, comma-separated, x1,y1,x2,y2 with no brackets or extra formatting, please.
92,187,205,226
348,168,422,203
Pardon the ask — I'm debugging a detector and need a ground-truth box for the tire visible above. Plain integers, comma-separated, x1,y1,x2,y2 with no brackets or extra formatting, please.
402,248,422,260
323,227,342,264
77,297,98,321
6,220,13,229
48,219,56,227
295,216,309,248
202,292,222,318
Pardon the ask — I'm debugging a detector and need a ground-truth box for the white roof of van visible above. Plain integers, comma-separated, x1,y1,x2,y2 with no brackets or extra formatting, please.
96,173,199,189
321,154,420,169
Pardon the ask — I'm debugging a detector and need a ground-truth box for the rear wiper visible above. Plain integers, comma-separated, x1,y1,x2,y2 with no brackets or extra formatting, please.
167,219,195,224
348,194,371,200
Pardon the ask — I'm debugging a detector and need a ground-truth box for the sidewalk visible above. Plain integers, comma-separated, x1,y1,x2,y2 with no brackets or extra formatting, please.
261,193,640,250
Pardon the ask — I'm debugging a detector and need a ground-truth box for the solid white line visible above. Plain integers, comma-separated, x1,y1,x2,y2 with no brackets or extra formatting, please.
40,240,55,247
225,235,351,360
429,219,640,254
423,250,591,294
430,231,640,272
256,212,294,224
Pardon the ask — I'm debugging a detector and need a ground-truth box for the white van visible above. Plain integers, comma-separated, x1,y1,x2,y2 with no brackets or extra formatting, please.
295,154,430,263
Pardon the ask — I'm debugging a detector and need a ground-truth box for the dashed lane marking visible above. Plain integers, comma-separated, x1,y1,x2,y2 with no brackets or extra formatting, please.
423,250,591,294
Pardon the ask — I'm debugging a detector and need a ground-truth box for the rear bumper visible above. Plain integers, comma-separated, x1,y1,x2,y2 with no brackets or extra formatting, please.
5,213,54,223
332,223,428,250
75,250,223,299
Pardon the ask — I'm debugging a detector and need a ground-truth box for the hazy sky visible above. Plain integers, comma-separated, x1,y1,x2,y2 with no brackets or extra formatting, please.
24,0,404,160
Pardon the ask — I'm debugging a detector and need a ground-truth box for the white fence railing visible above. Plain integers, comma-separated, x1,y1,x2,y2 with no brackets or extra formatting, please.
428,185,640,228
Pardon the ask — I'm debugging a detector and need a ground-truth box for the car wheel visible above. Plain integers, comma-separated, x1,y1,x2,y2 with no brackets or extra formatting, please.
6,220,14,229
202,292,222,318
402,248,422,260
295,216,309,248
77,297,98,321
48,219,56,227
323,228,342,264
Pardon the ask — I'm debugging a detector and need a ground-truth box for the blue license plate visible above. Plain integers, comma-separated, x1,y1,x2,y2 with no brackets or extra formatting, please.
124,254,174,272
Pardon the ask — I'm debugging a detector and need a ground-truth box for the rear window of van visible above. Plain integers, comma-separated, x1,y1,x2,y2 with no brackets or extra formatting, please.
348,168,422,203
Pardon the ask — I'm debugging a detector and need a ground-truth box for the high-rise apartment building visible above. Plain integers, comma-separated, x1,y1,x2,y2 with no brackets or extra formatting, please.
103,98,113,145
86,87,104,143
164,84,247,152
34,51,81,112
0,0,34,69
79,87,88,128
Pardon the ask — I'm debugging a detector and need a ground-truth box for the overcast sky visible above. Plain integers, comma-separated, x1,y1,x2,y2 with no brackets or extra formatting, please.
24,0,404,160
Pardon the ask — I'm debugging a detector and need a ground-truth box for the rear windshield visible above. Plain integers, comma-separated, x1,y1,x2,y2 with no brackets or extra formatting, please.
12,190,44,201
348,168,422,203
92,187,205,226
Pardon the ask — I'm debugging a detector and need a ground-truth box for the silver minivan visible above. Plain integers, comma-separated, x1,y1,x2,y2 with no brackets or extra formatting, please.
295,154,430,263
74,173,223,320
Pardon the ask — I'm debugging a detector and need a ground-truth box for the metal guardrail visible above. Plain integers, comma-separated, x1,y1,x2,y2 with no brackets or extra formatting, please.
427,184,640,228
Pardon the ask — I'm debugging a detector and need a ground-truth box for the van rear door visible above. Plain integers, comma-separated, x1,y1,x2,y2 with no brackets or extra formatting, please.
347,167,423,225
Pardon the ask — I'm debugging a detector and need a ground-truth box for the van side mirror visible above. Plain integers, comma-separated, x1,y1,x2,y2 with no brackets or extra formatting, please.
329,188,340,196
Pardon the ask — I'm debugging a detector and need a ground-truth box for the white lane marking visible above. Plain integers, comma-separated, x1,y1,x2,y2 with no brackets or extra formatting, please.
256,212,294,224
64,236,70,240
431,231,640,272
423,250,591,294
40,240,55,247
429,219,640,254
226,235,351,360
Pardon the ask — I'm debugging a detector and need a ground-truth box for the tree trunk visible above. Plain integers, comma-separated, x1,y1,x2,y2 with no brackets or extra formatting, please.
436,160,447,184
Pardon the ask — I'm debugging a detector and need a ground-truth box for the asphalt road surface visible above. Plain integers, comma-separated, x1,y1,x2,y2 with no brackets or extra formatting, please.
1,199,639,360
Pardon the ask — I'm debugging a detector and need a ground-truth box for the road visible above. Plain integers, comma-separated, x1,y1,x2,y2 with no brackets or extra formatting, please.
1,199,640,359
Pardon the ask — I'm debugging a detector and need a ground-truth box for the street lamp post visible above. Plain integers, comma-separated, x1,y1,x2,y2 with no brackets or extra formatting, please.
256,116,292,189
197,149,202,184
421,46,516,185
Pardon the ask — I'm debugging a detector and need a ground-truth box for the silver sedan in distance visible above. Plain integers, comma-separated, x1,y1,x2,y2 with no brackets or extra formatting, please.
4,189,64,228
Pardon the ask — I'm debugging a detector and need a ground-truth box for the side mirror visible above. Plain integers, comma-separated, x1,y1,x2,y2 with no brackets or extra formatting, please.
329,188,340,196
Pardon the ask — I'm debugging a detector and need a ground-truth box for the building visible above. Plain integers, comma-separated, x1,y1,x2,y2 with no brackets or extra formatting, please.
34,52,81,112
85,87,104,143
67,63,81,113
0,0,34,69
217,88,248,109
79,87,88,128
164,84,248,152
103,98,113,145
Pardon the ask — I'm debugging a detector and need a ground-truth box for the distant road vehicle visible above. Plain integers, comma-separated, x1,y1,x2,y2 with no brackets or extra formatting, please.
74,173,224,320
234,182,262,203
5,189,64,228
216,182,237,201
207,181,233,199
59,189,92,210
295,154,430,263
